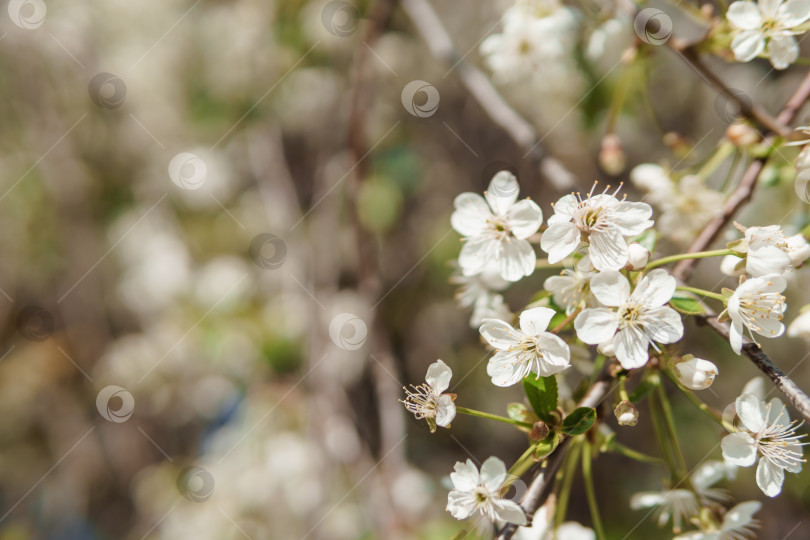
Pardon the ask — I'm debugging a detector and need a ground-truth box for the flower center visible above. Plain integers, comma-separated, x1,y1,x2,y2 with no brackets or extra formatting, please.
401,384,437,419
620,303,642,326
740,288,785,334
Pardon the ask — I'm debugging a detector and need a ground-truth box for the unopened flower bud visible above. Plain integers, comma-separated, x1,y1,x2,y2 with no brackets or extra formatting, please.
529,421,550,442
597,338,615,357
599,134,625,175
626,243,650,271
614,400,638,426
725,122,758,146
663,132,689,157
674,355,717,390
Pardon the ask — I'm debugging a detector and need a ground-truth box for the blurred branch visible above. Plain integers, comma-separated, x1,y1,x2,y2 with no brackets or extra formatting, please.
401,0,576,190
670,45,791,137
495,372,614,540
673,68,810,282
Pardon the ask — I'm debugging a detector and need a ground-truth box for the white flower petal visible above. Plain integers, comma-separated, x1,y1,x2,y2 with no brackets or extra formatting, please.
506,199,543,239
736,393,767,433
727,1,764,29
589,270,630,307
612,201,653,236
730,319,744,355
731,29,766,62
459,236,498,276
720,500,761,532
541,222,581,263
480,318,522,350
436,395,456,427
535,333,571,375
485,171,520,215
632,269,676,307
498,238,537,281
778,0,810,27
614,326,650,369
768,34,799,70
491,498,528,525
574,308,619,344
642,306,684,345
451,459,480,491
447,490,477,519
691,460,737,491
588,229,629,271
480,456,508,491
721,432,758,467
488,351,530,387
519,306,556,335
426,359,453,394
755,458,785,497
548,194,578,223
746,245,792,276
451,193,492,236
674,357,718,390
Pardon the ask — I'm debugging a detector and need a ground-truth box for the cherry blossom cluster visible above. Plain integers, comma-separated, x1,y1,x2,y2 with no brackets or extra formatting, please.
400,170,808,538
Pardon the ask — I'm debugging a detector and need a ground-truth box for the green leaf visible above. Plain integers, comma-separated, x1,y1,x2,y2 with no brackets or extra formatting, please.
669,292,706,315
523,375,558,423
560,407,596,436
534,432,560,460
507,402,536,423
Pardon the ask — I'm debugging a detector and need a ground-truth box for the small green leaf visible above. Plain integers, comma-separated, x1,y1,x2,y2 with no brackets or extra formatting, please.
560,407,596,436
726,238,748,255
523,375,558,423
507,402,535,423
534,432,560,460
669,292,706,315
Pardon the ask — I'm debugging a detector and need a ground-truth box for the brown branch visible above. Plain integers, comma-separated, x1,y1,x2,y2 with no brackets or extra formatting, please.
495,373,614,540
673,68,810,282
400,0,576,190
699,316,810,423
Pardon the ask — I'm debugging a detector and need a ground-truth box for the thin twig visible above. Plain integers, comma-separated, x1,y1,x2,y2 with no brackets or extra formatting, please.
400,0,576,190
673,68,810,281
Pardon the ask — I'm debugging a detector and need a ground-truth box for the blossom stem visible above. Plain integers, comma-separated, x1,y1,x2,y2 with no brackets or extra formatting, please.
581,442,607,540
656,383,689,477
696,141,735,181
550,307,582,334
554,438,583,529
608,440,663,465
661,368,725,425
675,285,726,303
455,407,533,429
508,443,540,478
648,387,680,482
645,249,733,271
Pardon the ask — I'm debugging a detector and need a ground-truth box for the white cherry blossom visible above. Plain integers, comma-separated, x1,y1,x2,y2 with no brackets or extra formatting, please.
725,274,787,354
543,254,597,314
673,501,761,539
451,264,512,327
446,457,527,525
736,225,810,277
515,502,594,540
631,460,736,533
401,360,456,433
727,0,810,69
721,392,807,496
452,171,543,282
574,269,684,369
480,306,571,387
787,308,810,339
541,183,653,271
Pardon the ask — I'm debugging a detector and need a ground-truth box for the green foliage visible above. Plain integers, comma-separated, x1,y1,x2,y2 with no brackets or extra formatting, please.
560,407,596,436
669,292,706,315
523,375,558,423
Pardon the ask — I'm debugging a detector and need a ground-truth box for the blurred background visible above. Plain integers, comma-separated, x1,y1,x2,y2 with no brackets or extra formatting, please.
1,0,809,538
